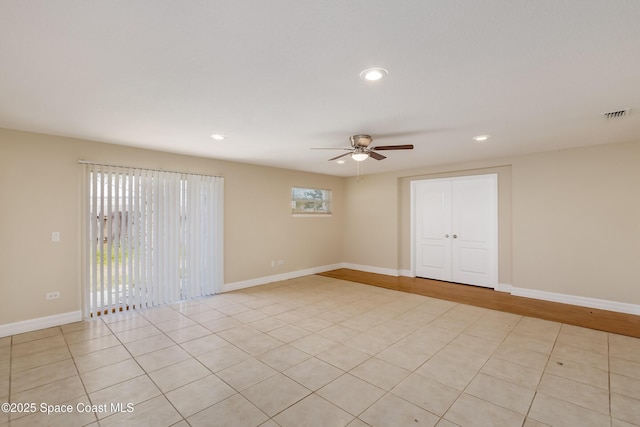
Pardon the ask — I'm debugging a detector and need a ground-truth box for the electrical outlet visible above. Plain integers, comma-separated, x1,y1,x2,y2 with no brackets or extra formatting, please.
277,260,284,265
46,292,60,300
51,232,60,242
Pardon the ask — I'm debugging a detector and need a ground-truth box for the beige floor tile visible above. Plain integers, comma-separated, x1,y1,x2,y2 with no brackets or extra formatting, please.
611,357,640,380
529,392,611,427
154,316,197,333
100,395,182,427
106,316,151,333
551,342,608,370
273,393,354,427
359,393,439,427
444,393,524,427
500,331,556,355
316,324,360,343
125,333,175,357
242,373,311,416
268,325,310,343
9,375,85,407
493,341,550,371
74,344,131,373
284,357,344,391
611,418,638,427
290,333,338,356
318,373,386,416
11,327,62,345
610,334,640,363
465,373,535,415
317,344,370,371
248,316,289,332
89,375,161,418
391,373,460,416
10,345,71,373
63,324,113,345
344,332,390,355
8,395,97,427
165,374,235,417
257,344,311,372
350,357,411,391
217,358,277,391
376,341,433,371
188,393,268,427
148,358,211,392
10,359,78,394
187,308,227,323
197,344,251,372
80,358,144,393
232,308,270,323
560,324,608,347
513,317,561,340
346,418,372,427
611,373,640,400
415,354,479,391
480,357,544,389
165,324,211,344
135,345,191,373
200,316,242,333
538,373,610,415
436,419,462,427
545,356,609,389
11,335,67,358
68,334,121,357
611,393,640,425
179,333,229,356
295,316,334,332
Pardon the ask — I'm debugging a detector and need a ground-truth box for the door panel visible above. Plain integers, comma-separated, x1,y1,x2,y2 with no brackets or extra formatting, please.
414,179,451,281
451,176,497,287
413,174,497,288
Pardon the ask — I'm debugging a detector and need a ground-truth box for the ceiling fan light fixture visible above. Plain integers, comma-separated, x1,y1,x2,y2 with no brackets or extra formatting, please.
210,134,225,140
360,67,388,81
352,151,369,162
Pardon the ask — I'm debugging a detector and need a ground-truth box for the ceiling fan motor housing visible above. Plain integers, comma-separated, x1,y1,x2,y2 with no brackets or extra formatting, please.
350,134,373,147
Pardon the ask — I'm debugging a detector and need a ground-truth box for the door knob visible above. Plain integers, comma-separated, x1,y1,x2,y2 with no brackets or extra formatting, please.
444,234,449,238
453,234,458,238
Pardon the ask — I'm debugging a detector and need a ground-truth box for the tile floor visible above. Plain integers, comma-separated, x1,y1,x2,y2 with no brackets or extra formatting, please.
1,275,640,426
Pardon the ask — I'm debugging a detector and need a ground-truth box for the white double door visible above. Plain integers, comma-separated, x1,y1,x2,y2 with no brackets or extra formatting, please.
412,174,497,288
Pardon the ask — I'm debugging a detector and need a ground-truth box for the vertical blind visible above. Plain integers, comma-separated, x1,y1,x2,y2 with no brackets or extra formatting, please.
82,164,224,317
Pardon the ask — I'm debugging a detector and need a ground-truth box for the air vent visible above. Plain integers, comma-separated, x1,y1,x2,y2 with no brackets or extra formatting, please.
602,109,630,119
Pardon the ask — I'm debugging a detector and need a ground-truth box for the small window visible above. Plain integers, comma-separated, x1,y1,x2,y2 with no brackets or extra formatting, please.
291,187,331,215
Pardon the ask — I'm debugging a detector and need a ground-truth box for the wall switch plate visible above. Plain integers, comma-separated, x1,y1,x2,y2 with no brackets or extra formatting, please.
51,232,60,242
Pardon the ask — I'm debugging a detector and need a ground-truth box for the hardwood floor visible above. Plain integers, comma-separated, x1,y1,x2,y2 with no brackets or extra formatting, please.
318,269,640,338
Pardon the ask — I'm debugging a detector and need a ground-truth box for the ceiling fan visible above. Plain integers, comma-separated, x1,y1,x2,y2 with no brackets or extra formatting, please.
312,134,414,162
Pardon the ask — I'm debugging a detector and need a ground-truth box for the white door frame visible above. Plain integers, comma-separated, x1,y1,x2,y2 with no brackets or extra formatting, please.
410,173,498,288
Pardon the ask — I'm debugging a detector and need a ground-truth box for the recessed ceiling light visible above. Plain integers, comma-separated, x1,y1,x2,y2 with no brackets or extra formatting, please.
210,134,225,140
472,134,491,142
360,67,388,82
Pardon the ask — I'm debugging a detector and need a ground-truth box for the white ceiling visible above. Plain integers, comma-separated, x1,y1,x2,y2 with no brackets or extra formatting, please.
1,1,639,177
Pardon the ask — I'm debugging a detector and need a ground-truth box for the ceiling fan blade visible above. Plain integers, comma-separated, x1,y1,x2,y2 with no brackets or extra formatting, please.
328,152,352,161
368,151,387,161
371,144,414,151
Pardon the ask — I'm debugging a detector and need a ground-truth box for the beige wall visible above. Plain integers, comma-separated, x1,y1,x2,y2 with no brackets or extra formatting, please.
2,126,639,328
343,140,640,305
0,128,344,325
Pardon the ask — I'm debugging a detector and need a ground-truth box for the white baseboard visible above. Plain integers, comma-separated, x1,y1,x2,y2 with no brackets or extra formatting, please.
399,269,413,277
510,286,640,316
495,283,513,293
341,263,400,277
222,263,343,293
0,311,82,338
